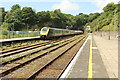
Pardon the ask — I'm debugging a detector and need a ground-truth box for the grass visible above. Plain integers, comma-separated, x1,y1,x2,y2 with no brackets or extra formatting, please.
0,54,22,63
2,40,45,52
0,36,81,64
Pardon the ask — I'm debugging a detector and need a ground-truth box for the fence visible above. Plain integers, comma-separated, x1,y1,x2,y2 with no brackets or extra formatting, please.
0,31,40,39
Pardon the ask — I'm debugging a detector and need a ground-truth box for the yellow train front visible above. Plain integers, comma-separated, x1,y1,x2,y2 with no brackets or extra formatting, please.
40,27,83,38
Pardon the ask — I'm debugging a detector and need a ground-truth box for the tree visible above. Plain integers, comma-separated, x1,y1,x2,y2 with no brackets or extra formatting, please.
74,14,89,30
88,13,100,22
37,11,51,28
103,3,116,12
22,7,37,30
4,4,24,31
3,3,119,32
64,14,76,29
89,2,119,32
10,4,21,12
0,8,7,23
78,13,83,15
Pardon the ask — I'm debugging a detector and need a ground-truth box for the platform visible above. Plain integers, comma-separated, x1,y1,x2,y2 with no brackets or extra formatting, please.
60,34,118,79
0,36,40,43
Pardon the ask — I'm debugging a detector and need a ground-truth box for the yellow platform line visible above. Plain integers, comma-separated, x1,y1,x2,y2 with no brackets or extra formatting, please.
88,35,92,80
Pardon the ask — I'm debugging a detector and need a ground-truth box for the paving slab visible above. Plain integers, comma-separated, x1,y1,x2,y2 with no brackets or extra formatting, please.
92,38,108,78
67,38,90,78
93,35,118,78
65,35,109,79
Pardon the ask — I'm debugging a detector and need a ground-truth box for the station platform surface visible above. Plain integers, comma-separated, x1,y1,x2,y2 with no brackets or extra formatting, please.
0,36,40,42
60,34,118,79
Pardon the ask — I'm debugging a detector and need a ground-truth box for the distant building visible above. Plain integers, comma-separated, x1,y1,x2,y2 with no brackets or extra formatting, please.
85,26,91,33
86,26,91,30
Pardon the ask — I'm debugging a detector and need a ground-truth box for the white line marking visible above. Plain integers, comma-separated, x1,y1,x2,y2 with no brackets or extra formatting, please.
59,36,89,78
92,47,98,49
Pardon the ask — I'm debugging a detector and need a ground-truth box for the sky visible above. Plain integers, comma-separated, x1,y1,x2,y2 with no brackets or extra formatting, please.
0,0,119,15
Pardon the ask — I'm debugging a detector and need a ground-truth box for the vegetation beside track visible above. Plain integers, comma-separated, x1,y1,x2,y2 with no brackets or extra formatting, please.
0,35,85,78
1,40,49,52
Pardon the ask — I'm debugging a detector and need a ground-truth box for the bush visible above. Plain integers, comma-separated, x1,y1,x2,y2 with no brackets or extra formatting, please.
2,30,8,35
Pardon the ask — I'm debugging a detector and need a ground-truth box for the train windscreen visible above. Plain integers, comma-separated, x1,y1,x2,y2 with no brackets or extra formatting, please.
42,27,48,32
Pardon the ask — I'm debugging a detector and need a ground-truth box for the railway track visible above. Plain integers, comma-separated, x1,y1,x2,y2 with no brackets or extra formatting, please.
1,38,43,51
0,37,75,66
27,36,87,79
0,36,75,61
0,35,84,78
1,36,73,56
1,40,49,54
1,40,63,58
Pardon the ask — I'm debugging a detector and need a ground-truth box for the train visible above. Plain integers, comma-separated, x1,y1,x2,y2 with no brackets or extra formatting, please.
40,27,83,38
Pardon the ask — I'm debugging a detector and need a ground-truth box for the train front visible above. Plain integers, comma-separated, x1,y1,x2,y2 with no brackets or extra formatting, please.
40,27,49,38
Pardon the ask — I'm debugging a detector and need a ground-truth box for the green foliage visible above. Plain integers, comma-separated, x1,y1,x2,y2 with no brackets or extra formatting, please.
4,4,25,31
88,13,100,22
1,2,119,32
74,14,89,30
2,4,89,31
10,4,21,12
89,2,119,32
37,11,51,27
51,9,68,28
0,8,6,23
1,22,10,29
2,30,8,35
22,7,37,28
103,2,116,12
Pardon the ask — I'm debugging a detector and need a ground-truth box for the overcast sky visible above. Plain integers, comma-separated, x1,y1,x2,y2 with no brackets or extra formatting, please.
0,0,119,15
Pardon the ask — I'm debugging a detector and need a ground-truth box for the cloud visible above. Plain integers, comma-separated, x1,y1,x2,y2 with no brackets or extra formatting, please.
0,0,94,3
51,0,119,13
91,0,119,13
1,0,119,14
0,0,60,2
52,0,80,12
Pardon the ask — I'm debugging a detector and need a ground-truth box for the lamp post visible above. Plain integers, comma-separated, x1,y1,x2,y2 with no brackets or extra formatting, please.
114,10,117,37
12,16,15,38
12,23,14,38
107,18,110,40
100,29,102,37
27,24,29,37
118,1,120,38
108,24,110,40
96,19,100,36
97,23,99,32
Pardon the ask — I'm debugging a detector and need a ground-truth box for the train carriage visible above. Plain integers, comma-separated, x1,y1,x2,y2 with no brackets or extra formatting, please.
40,27,83,38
